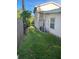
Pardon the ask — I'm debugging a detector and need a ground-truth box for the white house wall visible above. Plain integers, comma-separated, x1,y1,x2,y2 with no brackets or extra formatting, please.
45,13,61,37
34,13,61,37
34,12,40,29
35,13,44,29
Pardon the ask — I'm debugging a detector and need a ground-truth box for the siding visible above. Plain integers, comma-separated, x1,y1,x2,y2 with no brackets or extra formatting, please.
45,13,61,37
34,13,61,37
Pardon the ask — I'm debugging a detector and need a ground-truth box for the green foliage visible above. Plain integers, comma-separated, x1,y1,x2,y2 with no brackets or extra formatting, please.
17,9,34,27
28,26,35,32
26,16,34,27
18,27,61,59
17,10,22,19
20,10,33,27
21,10,31,20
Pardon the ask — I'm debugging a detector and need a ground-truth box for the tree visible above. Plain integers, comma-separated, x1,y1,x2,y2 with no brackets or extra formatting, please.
20,10,31,34
20,0,33,34
17,9,22,19
26,15,34,27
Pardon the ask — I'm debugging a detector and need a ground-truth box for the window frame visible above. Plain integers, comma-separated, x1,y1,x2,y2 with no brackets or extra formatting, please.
50,18,55,29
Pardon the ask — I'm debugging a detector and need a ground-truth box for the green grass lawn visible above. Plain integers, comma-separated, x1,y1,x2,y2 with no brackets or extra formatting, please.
18,26,61,59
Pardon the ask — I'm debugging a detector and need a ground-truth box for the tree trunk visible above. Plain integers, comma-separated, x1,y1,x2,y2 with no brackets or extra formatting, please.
22,0,26,34
22,0,24,10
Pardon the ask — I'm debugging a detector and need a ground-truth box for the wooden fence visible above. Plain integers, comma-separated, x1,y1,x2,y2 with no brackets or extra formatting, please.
17,19,24,48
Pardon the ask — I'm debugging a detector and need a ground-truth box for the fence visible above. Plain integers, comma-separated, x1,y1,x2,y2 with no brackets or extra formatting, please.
17,19,24,48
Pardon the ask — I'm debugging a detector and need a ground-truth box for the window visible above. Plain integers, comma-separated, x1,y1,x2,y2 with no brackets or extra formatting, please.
50,18,55,29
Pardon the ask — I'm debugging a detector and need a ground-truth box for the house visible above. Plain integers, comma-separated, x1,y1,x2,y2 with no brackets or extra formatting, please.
34,2,61,37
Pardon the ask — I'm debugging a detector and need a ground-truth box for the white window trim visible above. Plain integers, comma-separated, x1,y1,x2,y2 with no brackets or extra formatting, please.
50,17,55,29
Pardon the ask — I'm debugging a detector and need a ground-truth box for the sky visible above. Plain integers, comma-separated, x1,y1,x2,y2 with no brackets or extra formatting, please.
17,0,61,12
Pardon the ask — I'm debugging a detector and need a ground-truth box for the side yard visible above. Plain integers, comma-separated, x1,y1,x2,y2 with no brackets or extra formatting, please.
18,26,61,59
